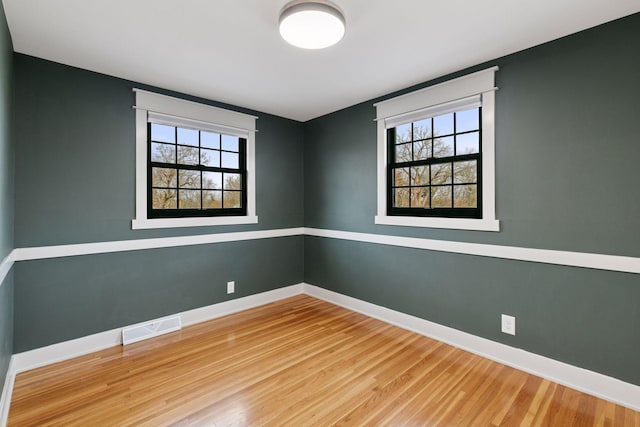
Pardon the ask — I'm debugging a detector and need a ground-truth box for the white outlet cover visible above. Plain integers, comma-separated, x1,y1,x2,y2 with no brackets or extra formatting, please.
227,281,235,294
501,314,516,335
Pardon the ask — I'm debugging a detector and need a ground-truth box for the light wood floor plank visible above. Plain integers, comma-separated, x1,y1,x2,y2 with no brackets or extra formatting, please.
8,295,639,426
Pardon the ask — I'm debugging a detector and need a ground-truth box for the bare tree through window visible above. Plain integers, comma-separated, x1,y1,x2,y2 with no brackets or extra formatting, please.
389,108,480,217
149,124,245,216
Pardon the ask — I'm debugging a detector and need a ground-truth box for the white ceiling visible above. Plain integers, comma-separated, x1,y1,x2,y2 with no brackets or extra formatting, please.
3,0,640,122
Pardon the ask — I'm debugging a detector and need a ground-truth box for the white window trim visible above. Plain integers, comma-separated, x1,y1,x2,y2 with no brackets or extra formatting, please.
132,89,258,230
374,67,500,232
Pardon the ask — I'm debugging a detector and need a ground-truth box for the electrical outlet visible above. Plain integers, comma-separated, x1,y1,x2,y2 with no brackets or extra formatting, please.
227,281,235,294
501,314,516,335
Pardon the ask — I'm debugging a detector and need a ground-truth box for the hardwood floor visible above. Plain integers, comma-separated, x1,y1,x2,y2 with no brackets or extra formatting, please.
8,295,640,426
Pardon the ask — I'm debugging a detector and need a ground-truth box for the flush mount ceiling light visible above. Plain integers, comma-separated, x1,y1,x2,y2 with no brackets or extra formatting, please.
279,0,346,49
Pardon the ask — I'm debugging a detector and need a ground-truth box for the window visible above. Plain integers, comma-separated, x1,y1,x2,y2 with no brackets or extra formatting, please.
375,67,500,231
148,122,246,217
132,89,258,229
388,105,481,218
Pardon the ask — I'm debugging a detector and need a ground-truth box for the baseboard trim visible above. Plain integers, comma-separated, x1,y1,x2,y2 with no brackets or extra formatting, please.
11,283,305,375
0,356,15,427
302,283,640,411
5,283,639,417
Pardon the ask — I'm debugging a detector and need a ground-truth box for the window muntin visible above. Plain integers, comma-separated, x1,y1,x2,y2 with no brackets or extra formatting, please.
388,107,482,218
148,123,246,218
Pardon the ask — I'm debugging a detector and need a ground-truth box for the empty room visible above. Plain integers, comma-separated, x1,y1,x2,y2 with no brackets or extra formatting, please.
0,0,639,425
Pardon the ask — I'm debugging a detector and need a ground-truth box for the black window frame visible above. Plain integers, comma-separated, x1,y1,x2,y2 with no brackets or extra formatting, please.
386,108,483,219
147,122,248,219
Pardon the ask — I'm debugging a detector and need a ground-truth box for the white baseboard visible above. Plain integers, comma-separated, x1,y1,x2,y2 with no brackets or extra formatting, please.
4,281,638,423
178,284,303,327
0,356,15,427
302,283,640,411
11,283,305,375
0,283,304,427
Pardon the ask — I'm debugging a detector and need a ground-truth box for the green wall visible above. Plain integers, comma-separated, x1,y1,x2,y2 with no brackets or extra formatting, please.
0,0,13,399
13,55,304,247
12,55,305,352
14,238,302,351
303,13,640,385
305,14,640,257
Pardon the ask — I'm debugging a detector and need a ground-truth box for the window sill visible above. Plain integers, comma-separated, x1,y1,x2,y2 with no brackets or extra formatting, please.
132,215,259,230
374,215,500,232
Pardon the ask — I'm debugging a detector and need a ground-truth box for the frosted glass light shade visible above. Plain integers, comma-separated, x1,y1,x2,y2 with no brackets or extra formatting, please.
279,1,345,49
